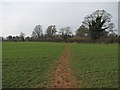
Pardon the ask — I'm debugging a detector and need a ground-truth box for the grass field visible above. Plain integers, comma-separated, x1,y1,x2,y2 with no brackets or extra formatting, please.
2,42,65,88
71,43,118,88
2,42,118,88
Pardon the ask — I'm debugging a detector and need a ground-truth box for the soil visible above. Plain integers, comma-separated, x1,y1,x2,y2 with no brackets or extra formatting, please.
48,44,76,88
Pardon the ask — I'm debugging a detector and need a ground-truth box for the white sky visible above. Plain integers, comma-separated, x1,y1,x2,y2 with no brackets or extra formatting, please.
0,1,118,37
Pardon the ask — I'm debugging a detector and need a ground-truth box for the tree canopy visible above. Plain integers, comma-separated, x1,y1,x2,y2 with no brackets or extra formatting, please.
76,25,89,37
82,10,114,41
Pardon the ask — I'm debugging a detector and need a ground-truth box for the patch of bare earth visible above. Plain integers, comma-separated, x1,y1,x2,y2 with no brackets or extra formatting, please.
48,44,76,88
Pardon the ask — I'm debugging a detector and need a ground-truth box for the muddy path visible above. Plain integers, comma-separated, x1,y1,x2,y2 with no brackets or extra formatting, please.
48,44,76,88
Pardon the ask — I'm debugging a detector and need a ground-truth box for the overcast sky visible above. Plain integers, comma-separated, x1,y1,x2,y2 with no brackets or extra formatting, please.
1,2,118,37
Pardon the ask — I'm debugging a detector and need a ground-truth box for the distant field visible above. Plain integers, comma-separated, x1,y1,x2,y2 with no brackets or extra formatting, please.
2,42,118,88
71,43,118,88
2,42,65,88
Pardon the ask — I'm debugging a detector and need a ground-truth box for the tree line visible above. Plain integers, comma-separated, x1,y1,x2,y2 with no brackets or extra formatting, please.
3,10,119,43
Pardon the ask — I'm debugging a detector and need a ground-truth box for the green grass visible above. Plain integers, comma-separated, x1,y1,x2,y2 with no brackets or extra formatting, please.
2,42,65,88
71,43,118,88
2,42,118,88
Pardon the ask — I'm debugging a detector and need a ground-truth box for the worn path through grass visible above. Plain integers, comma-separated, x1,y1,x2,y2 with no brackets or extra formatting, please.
48,44,76,88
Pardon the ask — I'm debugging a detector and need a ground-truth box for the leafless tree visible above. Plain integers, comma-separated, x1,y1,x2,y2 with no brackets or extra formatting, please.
32,25,43,39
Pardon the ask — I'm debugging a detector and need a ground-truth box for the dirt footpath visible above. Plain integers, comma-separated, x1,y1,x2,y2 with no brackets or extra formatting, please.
48,44,76,88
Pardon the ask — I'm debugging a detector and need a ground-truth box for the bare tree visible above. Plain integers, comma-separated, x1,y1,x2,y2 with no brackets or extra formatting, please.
82,10,114,42
20,32,25,41
32,25,43,39
59,27,72,43
46,25,57,38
